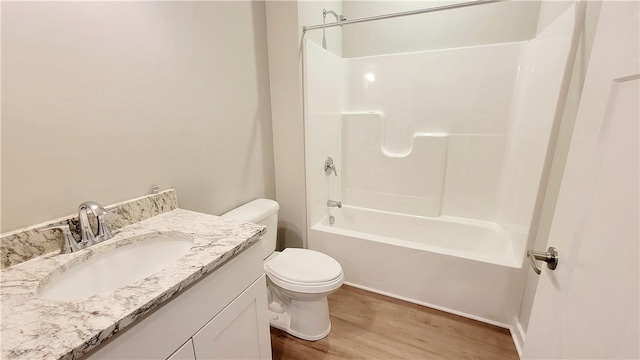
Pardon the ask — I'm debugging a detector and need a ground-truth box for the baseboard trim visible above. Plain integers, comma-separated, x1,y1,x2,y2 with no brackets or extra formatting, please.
510,316,526,358
343,281,510,329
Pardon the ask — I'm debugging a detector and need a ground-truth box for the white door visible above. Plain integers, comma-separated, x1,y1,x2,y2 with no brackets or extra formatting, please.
523,1,639,359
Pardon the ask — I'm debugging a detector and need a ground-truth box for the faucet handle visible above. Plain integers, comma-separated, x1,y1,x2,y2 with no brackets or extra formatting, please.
39,224,82,254
325,157,338,177
77,208,96,245
95,213,115,242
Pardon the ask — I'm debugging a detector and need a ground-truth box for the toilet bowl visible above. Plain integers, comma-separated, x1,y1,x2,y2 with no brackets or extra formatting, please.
222,199,344,341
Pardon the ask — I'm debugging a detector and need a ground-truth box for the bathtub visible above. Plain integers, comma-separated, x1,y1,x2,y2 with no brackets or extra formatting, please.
308,205,526,326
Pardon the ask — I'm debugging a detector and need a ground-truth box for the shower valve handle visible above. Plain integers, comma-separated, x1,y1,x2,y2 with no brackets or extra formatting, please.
325,157,338,176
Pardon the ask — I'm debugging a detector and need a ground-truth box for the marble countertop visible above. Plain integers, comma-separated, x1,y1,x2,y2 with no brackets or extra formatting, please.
0,209,265,360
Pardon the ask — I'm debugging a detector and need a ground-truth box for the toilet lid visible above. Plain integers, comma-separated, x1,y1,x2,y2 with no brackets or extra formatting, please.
264,248,342,284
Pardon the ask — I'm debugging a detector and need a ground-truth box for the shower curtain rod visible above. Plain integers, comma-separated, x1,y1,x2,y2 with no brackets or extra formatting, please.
303,0,505,33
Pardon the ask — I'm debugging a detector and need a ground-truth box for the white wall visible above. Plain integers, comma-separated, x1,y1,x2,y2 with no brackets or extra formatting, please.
342,0,540,57
536,0,575,35
496,10,577,233
1,1,275,232
265,1,306,249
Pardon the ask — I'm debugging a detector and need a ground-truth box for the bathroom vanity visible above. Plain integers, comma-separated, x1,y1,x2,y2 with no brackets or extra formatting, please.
0,199,272,360
86,234,271,359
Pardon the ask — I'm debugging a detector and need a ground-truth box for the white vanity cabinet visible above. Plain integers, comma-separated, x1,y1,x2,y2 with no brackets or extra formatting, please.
191,275,270,359
167,340,195,360
85,242,272,360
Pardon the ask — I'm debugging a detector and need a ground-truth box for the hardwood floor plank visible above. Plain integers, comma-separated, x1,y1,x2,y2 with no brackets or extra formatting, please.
270,285,519,360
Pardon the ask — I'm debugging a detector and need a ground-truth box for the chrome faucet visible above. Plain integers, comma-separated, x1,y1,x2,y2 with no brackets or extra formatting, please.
327,200,342,208
38,201,115,254
78,201,114,245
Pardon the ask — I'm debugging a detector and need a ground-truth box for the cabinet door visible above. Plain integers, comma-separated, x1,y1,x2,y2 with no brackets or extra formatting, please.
167,339,195,360
192,275,271,360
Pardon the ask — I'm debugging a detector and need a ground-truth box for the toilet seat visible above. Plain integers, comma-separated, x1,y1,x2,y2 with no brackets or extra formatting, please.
265,248,344,294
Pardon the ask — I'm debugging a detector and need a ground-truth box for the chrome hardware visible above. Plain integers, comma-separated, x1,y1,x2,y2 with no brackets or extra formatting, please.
323,9,347,23
78,201,113,245
305,0,502,33
150,186,160,194
325,157,338,176
527,247,559,275
78,206,95,246
39,201,116,254
327,200,342,208
39,224,82,254
96,212,114,241
329,215,335,225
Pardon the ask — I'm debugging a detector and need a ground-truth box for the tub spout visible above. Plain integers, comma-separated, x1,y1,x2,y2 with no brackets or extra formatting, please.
327,200,342,208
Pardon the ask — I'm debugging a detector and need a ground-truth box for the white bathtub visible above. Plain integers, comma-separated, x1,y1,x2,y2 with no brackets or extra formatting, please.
308,206,526,326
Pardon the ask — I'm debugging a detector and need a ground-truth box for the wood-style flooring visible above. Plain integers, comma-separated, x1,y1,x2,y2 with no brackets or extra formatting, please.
270,285,519,360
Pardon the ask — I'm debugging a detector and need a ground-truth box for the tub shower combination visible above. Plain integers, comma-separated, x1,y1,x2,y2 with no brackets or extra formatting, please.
303,2,580,327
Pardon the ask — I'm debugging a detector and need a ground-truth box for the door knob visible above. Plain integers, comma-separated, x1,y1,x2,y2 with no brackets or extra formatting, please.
527,247,558,275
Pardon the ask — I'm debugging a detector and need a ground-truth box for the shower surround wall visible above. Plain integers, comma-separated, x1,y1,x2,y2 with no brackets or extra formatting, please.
305,40,523,230
304,42,345,226
304,5,576,326
344,44,521,220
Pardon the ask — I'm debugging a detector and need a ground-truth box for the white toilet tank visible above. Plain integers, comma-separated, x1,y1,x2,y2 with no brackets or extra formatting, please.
221,199,279,260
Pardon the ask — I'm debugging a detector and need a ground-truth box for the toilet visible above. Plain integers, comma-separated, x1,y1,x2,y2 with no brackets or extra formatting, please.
222,199,344,341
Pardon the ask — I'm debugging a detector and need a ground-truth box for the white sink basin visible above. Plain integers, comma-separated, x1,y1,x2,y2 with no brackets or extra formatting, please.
39,233,194,300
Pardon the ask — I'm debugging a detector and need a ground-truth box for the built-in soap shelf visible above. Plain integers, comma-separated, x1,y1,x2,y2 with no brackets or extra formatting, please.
341,111,449,158
340,111,448,217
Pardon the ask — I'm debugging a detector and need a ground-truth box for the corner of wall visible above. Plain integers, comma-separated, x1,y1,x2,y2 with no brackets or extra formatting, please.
266,0,307,249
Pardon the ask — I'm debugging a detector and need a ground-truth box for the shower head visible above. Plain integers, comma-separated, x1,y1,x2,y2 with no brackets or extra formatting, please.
323,9,347,23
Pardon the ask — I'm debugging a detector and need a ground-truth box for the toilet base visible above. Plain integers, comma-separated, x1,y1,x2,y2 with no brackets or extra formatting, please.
267,308,332,341
267,284,335,341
